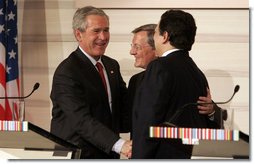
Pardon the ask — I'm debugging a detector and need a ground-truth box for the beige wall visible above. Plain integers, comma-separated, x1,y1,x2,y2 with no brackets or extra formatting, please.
18,0,249,135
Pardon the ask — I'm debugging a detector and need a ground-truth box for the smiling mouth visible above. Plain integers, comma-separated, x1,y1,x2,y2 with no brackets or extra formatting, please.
96,43,105,46
96,41,107,47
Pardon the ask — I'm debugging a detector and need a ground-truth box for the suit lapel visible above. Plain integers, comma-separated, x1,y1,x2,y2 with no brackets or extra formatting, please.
74,48,109,100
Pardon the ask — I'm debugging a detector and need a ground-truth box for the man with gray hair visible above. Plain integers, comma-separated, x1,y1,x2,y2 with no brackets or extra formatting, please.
50,6,131,159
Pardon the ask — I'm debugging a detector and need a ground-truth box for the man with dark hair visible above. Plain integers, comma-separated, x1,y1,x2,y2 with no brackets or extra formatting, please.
131,9,217,159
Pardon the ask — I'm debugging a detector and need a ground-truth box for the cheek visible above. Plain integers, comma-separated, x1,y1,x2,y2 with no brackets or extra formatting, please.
135,57,142,64
154,40,159,49
106,32,110,39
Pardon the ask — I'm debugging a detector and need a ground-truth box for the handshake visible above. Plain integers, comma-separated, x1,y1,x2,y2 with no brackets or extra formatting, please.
120,140,132,159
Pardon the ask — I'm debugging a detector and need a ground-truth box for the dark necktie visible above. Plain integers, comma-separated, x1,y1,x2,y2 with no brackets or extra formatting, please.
96,62,108,93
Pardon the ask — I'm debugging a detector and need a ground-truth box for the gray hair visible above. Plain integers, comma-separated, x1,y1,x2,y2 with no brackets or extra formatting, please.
72,6,109,32
132,24,157,50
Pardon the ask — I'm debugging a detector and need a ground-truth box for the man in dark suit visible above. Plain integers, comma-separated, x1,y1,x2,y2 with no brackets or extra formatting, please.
50,6,131,159
131,10,218,159
126,24,226,137
123,24,158,133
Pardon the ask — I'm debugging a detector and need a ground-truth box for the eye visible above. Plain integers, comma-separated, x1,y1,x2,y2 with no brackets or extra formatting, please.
93,29,100,33
131,44,142,51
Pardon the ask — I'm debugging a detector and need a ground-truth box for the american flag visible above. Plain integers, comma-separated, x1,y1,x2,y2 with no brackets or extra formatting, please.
0,0,19,120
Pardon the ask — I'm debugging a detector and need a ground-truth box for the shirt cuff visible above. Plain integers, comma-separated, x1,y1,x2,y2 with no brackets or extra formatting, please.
208,110,215,121
112,138,126,154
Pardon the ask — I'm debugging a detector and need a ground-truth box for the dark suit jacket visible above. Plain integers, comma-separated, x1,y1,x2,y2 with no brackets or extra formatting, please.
132,50,213,159
50,47,127,159
127,71,223,140
122,71,145,135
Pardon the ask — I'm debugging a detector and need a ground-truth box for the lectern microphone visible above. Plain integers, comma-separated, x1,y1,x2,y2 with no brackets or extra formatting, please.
163,85,240,127
0,82,40,99
197,85,240,106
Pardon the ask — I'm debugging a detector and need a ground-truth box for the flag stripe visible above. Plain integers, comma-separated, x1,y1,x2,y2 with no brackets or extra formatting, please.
0,0,19,120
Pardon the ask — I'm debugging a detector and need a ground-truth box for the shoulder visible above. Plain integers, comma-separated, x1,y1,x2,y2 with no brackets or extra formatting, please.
101,55,121,71
54,50,89,75
130,71,145,80
56,51,79,68
102,55,118,64
149,50,190,68
146,57,169,72
128,71,145,90
129,71,145,83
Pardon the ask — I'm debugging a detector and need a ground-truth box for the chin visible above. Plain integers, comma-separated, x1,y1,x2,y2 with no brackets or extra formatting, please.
134,64,141,68
96,50,106,56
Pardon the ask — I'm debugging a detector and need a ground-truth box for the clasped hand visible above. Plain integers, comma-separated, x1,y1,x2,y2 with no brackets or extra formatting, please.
120,140,132,159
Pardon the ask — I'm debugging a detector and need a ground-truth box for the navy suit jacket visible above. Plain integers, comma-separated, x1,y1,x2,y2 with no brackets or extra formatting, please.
132,50,213,159
50,47,127,158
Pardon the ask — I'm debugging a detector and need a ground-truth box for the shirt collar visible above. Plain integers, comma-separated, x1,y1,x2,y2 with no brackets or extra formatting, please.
78,46,102,66
161,49,180,57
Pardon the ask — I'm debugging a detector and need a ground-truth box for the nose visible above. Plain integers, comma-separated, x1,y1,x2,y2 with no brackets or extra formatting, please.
99,31,108,40
130,47,136,56
130,44,137,55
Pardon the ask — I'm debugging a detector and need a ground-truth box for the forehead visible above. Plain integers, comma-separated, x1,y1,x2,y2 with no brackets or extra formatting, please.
86,15,109,27
133,31,148,42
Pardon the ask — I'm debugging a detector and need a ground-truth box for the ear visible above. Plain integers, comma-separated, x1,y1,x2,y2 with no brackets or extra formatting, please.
162,31,169,44
74,30,82,42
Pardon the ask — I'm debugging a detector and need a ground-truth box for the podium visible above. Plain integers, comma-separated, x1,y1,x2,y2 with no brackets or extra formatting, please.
192,131,249,159
150,126,249,159
0,121,81,159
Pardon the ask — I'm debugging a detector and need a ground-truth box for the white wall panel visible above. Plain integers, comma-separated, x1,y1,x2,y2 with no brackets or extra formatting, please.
75,0,248,9
17,0,249,135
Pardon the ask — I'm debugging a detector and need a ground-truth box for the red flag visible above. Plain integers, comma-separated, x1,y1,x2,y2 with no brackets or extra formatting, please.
0,0,19,120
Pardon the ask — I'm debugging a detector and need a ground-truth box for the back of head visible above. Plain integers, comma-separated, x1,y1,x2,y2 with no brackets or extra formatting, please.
72,6,109,32
159,9,197,51
132,24,157,50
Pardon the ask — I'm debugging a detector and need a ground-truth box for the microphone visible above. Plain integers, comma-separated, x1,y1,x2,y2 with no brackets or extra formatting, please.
163,85,240,127
0,82,40,99
197,85,240,105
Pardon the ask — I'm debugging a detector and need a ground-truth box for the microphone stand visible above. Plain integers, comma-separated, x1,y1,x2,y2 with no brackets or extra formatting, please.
163,85,240,127
0,83,40,121
0,82,40,99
